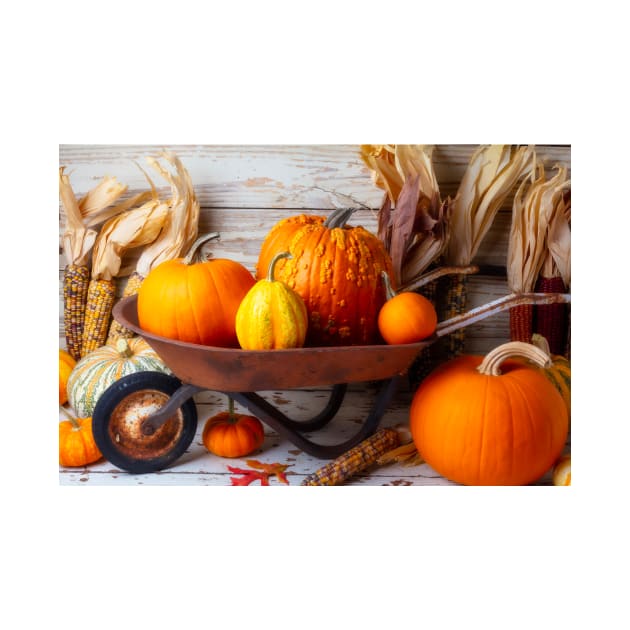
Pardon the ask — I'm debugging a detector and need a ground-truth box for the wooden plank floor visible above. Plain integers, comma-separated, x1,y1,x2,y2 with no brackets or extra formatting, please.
59,383,570,486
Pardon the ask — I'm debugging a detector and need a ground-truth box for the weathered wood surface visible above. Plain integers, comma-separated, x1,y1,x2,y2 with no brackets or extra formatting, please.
58,144,571,486
59,387,570,486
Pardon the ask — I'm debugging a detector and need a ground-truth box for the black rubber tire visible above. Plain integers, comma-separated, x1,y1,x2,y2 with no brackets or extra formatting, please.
92,371,198,474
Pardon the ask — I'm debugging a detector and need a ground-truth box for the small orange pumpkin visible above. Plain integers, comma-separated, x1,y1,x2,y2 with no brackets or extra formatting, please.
202,398,265,458
377,271,437,344
59,349,76,405
410,341,569,486
137,233,255,346
59,407,102,467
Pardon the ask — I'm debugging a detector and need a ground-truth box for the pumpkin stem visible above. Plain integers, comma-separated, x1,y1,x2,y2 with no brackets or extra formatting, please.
323,207,357,229
115,337,133,358
267,251,292,282
227,396,237,423
59,406,81,430
380,270,397,301
477,341,552,376
531,333,552,355
183,233,221,265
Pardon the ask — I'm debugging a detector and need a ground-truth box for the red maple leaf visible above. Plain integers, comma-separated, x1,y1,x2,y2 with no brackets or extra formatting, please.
227,460,290,486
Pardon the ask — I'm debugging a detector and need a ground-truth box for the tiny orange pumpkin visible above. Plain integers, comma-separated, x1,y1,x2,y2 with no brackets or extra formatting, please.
202,398,265,458
59,407,102,467
59,349,76,405
377,271,437,344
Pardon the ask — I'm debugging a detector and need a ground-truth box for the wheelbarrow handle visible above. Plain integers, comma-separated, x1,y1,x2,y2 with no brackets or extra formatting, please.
435,292,571,339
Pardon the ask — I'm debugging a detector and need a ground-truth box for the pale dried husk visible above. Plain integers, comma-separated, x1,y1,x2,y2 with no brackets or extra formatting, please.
507,163,570,293
90,199,170,281
541,187,571,287
134,150,200,277
446,145,535,266
60,168,129,267
359,144,450,285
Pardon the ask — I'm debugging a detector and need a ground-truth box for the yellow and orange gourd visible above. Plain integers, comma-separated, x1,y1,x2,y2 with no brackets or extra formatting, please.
256,209,393,346
410,341,569,485
236,251,308,350
138,233,255,347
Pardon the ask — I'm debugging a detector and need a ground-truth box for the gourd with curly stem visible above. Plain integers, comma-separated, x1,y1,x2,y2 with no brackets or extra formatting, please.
236,251,308,350
410,341,569,486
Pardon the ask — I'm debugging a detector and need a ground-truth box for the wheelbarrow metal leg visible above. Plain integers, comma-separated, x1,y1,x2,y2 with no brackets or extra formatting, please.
229,376,401,459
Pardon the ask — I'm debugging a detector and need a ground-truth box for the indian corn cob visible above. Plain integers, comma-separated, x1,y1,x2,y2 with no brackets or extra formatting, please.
81,278,117,355
106,271,145,344
300,428,400,486
63,264,90,361
59,167,129,360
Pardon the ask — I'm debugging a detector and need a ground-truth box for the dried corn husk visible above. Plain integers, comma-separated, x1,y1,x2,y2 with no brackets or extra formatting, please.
107,151,200,342
134,150,200,277
446,145,535,266
507,163,570,342
81,198,170,355
536,186,571,355
360,144,450,286
59,168,130,358
443,145,535,357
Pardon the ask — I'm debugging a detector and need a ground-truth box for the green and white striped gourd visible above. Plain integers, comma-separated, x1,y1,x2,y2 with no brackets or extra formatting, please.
67,337,170,417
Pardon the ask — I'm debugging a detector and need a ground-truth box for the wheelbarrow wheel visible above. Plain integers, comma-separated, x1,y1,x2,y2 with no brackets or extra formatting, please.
92,371,198,474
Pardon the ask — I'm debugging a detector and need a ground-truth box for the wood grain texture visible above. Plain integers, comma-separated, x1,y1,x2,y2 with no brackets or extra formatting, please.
57,145,570,485
59,388,569,486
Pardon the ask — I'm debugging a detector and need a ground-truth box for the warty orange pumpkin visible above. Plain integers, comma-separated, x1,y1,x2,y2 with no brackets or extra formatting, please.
256,209,394,346
377,271,437,344
236,251,308,350
202,398,265,458
410,341,569,486
137,233,255,346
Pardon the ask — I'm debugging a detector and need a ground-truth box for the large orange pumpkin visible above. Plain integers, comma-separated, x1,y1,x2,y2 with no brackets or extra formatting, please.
410,341,569,486
137,233,255,346
256,209,393,346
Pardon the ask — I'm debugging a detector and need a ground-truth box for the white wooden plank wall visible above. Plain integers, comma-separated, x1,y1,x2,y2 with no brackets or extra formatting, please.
58,144,571,486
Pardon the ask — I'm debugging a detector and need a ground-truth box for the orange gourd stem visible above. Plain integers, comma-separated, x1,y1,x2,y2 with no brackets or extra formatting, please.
381,270,397,300
476,341,552,376
183,232,221,265
59,405,81,430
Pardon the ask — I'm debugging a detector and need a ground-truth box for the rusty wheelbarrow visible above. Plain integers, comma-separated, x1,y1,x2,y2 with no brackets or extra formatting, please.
91,291,570,473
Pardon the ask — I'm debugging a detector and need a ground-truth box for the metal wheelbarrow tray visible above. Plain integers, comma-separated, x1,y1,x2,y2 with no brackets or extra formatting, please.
91,292,570,473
